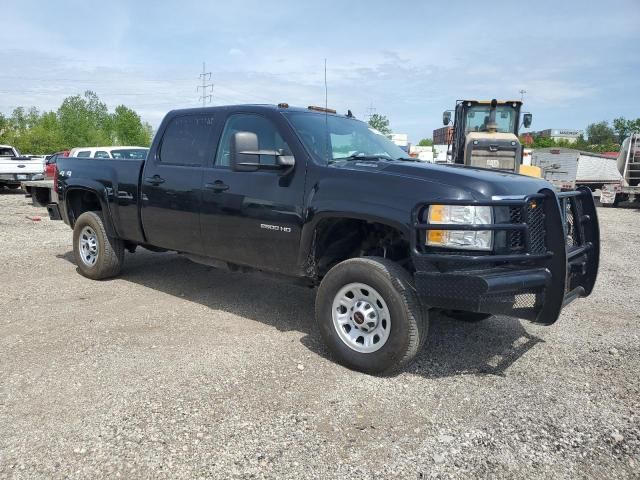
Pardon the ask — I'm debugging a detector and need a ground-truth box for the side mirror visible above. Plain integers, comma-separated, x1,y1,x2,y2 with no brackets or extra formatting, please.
231,131,260,172
230,131,295,172
523,113,532,129
442,111,451,126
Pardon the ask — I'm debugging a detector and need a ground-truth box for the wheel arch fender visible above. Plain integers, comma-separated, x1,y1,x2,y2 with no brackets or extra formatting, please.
64,183,117,237
298,210,412,271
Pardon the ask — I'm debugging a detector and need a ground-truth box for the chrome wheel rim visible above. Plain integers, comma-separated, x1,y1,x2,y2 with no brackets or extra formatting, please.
331,282,391,353
79,226,99,267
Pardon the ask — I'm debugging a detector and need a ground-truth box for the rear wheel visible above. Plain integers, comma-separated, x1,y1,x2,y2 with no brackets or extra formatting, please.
315,257,428,374
73,211,124,280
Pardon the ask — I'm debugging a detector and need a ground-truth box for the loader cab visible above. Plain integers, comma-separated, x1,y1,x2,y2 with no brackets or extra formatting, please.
443,99,536,175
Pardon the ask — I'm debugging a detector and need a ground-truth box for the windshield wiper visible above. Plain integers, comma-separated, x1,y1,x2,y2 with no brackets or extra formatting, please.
332,153,394,162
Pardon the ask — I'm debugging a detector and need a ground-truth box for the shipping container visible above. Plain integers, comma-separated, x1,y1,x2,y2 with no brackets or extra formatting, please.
433,127,453,146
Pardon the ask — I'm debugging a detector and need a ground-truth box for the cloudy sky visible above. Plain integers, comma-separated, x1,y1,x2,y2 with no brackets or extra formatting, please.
1,0,639,142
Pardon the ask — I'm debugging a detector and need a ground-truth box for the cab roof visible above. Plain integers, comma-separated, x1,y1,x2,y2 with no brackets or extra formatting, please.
167,104,353,118
458,99,523,105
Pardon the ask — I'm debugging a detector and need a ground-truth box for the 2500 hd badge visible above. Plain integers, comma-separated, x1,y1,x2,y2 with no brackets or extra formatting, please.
261,223,292,233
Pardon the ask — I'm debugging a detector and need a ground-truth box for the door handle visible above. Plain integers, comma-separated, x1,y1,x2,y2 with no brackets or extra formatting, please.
205,181,229,192
144,175,165,186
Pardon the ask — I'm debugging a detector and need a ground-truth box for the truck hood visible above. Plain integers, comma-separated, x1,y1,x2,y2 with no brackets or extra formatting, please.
330,159,551,200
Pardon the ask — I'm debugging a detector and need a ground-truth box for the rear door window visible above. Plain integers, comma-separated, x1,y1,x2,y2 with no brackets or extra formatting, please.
94,151,110,159
76,151,91,158
159,114,216,166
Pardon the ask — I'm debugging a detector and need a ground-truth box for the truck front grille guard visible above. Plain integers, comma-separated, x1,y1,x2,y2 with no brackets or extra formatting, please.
410,187,600,324
411,193,549,264
411,189,596,264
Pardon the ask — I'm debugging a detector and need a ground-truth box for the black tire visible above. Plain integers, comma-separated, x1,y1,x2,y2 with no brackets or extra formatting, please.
73,211,124,280
31,188,50,207
315,257,428,375
442,310,492,322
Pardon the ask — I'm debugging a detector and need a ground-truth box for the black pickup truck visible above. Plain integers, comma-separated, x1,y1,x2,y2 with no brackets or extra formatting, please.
50,104,600,374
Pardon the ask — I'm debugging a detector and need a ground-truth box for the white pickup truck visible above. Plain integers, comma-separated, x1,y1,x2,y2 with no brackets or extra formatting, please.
0,145,45,189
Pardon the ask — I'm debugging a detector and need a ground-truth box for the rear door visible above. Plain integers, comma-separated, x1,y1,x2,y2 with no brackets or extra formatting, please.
200,112,306,275
140,113,217,254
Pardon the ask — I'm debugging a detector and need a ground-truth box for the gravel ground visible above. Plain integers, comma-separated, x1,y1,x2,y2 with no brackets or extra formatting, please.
0,190,638,479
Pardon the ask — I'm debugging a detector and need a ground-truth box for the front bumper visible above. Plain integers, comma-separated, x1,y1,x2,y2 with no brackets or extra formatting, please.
412,187,599,324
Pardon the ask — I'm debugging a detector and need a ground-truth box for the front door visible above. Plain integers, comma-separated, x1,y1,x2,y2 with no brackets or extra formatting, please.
200,112,306,275
141,113,217,254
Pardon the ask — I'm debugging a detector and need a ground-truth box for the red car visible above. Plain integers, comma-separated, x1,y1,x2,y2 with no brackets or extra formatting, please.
44,151,69,178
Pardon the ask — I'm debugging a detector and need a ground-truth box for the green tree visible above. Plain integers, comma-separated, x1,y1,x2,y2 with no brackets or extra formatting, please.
613,117,630,143
57,90,112,147
586,121,616,145
613,117,640,143
418,138,433,146
28,111,64,153
0,91,152,154
0,113,8,136
368,113,391,135
112,105,152,146
143,122,154,145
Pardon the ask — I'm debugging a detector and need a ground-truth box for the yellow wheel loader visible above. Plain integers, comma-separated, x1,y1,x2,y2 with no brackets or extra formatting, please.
443,99,541,178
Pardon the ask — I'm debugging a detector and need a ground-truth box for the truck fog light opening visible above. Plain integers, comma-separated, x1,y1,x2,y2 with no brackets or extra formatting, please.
426,204,493,251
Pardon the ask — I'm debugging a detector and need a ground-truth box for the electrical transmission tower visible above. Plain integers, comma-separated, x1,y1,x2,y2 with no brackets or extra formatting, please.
519,89,527,102
198,62,213,107
367,103,376,120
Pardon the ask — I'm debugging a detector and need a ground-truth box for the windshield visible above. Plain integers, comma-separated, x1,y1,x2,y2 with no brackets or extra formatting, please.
284,113,410,164
110,148,149,160
465,105,517,134
0,147,16,157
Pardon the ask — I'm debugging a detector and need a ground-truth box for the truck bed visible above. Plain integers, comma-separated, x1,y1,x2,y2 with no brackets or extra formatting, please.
56,157,146,243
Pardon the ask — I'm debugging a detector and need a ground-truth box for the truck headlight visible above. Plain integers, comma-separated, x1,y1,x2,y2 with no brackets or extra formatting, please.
426,205,493,251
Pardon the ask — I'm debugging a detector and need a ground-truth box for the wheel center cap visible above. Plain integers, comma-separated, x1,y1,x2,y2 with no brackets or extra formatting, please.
353,311,365,325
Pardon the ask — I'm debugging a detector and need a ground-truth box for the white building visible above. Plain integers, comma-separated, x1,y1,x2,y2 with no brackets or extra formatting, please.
534,129,583,144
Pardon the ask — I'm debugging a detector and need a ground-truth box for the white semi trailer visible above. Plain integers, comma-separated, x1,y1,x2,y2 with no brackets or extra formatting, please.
600,133,640,206
531,148,622,196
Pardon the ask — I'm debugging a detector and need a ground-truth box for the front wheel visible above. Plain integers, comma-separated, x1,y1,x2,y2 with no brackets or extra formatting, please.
73,211,124,280
315,257,428,375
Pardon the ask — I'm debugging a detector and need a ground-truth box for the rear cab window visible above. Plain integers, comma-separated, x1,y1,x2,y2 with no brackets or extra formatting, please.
159,114,216,166
0,147,17,156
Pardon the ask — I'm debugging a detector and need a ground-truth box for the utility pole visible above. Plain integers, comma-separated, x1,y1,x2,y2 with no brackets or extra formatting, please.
197,62,213,107
367,103,376,120
519,89,527,102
